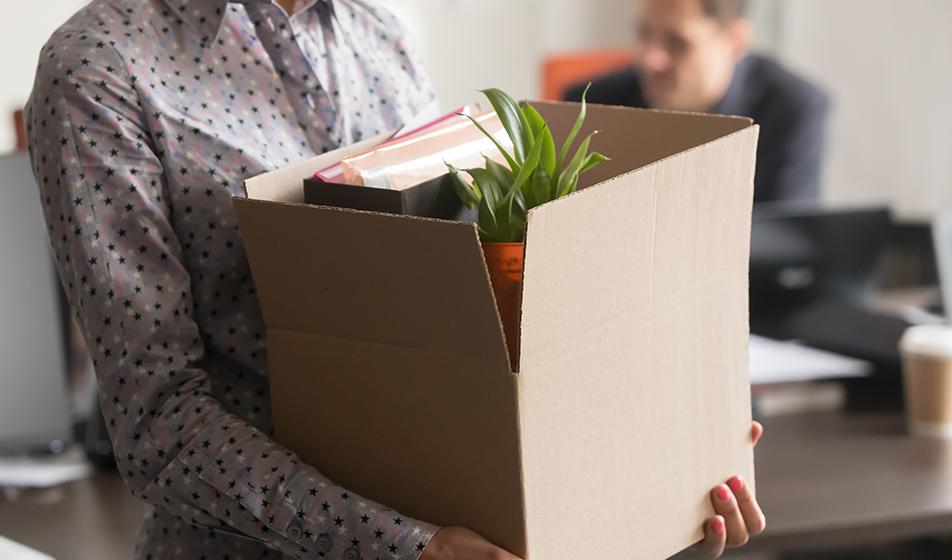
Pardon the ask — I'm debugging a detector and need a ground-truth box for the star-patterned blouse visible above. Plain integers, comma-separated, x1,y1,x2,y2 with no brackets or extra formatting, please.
26,1,441,558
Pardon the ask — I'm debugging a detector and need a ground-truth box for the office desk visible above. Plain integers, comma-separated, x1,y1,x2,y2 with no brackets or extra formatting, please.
741,411,952,554
3,412,952,559
0,470,143,559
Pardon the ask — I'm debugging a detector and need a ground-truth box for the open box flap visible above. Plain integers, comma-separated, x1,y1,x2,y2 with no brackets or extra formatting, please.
533,101,753,190
233,200,511,367
515,125,759,558
266,328,528,556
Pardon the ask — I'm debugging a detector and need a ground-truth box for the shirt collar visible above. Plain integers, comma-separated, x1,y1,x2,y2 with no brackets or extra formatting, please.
162,0,333,46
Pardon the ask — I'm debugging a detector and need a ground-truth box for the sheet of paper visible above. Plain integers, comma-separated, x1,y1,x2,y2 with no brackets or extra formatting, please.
392,99,443,137
0,536,53,560
749,334,872,385
0,447,93,489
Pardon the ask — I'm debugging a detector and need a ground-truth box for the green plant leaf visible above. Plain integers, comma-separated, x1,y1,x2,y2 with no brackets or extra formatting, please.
559,173,580,198
580,151,610,175
509,126,546,196
513,186,528,219
539,171,556,207
522,168,547,210
448,85,604,243
501,190,516,242
466,167,502,209
484,156,514,186
557,131,596,196
478,193,499,242
557,82,591,170
498,188,526,242
460,113,520,172
510,210,526,243
523,103,557,179
481,88,533,164
447,163,481,208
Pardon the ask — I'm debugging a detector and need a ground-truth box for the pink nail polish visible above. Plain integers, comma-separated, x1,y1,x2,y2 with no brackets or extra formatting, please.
716,486,731,502
711,517,725,535
728,476,745,493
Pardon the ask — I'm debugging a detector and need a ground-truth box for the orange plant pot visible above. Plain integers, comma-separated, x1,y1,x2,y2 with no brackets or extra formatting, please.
482,242,525,369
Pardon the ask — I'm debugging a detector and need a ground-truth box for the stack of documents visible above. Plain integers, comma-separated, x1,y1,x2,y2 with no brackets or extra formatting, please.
749,335,872,417
0,537,52,560
313,106,512,191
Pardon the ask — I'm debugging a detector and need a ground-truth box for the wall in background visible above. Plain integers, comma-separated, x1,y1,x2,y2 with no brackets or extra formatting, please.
378,0,634,110
0,0,87,152
775,0,952,219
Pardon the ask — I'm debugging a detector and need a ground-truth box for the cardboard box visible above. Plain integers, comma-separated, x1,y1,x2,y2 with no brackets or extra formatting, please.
235,102,759,559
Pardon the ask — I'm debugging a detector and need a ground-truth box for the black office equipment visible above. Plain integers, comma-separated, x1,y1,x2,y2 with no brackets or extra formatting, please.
748,204,918,408
750,204,892,339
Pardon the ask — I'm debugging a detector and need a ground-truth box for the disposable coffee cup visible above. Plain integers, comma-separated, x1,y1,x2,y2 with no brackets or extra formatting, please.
900,325,952,438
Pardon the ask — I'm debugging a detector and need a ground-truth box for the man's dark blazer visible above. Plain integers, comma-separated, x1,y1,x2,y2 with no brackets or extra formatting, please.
565,54,830,203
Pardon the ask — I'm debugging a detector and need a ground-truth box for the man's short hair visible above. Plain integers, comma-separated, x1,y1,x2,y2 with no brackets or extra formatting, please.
700,0,748,25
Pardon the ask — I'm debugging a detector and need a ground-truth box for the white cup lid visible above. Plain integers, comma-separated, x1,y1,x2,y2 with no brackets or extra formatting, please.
901,324,952,358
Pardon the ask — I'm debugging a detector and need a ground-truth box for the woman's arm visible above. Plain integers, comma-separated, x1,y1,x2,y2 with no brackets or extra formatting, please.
26,34,437,559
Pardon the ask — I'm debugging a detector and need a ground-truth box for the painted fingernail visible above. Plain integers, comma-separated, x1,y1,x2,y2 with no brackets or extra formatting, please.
711,517,726,535
728,476,745,493
716,486,731,502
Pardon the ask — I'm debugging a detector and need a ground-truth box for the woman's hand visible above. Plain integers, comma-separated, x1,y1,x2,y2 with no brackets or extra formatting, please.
420,527,522,560
691,421,767,558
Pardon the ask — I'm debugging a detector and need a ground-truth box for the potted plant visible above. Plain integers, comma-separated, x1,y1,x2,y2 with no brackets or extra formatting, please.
448,86,609,366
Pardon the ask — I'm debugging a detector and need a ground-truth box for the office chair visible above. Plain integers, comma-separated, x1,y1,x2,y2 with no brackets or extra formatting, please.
540,49,634,101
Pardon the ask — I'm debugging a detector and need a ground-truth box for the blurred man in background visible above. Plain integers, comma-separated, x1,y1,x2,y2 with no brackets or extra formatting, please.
566,0,829,203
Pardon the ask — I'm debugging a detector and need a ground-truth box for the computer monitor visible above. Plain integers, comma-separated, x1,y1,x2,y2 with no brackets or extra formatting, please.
749,204,892,339
0,153,72,454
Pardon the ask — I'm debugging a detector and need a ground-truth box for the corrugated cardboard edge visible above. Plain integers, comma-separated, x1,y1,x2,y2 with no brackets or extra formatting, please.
232,198,512,360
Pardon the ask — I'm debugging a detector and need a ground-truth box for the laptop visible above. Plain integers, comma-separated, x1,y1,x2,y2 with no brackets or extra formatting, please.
0,153,72,454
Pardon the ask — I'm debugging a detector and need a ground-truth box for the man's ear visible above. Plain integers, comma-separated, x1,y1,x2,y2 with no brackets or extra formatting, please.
727,19,753,61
